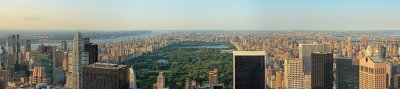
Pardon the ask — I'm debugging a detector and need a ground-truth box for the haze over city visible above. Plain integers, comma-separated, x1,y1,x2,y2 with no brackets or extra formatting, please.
1,0,400,31
2,0,400,89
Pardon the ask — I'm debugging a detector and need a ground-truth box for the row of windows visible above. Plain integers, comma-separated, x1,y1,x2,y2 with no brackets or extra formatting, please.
360,66,385,74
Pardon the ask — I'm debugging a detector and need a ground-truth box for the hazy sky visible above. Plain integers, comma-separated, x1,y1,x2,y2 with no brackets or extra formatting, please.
0,0,399,31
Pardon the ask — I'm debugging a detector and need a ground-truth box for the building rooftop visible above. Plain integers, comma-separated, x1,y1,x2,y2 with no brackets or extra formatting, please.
312,52,332,54
370,57,384,63
85,63,128,69
233,51,265,56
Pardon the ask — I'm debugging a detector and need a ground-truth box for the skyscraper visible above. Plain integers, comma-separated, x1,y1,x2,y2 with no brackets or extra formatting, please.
82,63,129,89
208,68,218,84
61,40,67,52
311,52,333,89
5,34,21,81
0,78,5,89
284,58,304,89
62,51,68,71
29,67,46,85
378,46,386,59
233,51,265,89
359,56,387,89
275,70,283,89
0,46,6,69
153,72,169,89
130,67,137,89
347,37,352,58
303,74,312,89
299,43,331,73
336,58,359,89
24,39,31,63
84,43,98,64
66,32,89,89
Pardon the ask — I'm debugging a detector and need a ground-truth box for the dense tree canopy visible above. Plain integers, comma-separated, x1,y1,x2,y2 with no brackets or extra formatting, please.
125,41,233,89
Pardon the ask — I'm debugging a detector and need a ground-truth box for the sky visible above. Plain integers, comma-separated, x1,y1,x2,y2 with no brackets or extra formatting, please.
0,0,400,31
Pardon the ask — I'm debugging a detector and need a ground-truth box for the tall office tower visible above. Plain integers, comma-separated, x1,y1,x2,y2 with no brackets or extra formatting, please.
82,63,129,89
25,51,31,62
83,37,90,44
359,37,368,49
378,46,386,59
340,40,346,56
24,39,31,62
29,67,46,85
62,51,68,71
5,34,21,81
284,58,304,89
299,43,331,73
393,43,398,57
275,70,283,89
66,32,89,89
359,56,387,89
208,68,218,84
336,44,341,58
0,46,6,68
311,52,333,89
347,37,352,58
130,67,137,89
386,63,392,88
61,40,67,52
52,48,64,68
233,51,265,89
153,72,169,89
84,43,98,64
38,45,54,54
52,46,64,85
336,58,359,89
0,78,5,89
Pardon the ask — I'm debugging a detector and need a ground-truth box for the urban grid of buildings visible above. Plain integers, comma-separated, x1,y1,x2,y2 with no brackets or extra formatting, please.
1,31,400,89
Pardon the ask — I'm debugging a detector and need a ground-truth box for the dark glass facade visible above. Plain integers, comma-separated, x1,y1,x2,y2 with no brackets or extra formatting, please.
336,58,359,89
311,52,333,89
234,56,265,89
85,43,98,64
82,63,129,89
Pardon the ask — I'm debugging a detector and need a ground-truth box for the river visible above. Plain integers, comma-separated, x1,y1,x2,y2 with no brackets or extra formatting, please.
27,31,168,50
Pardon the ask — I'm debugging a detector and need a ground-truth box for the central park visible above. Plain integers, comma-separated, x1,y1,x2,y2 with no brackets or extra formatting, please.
124,41,235,89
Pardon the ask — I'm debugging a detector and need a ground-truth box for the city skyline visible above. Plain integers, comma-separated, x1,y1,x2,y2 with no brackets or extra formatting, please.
2,0,400,89
1,0,400,31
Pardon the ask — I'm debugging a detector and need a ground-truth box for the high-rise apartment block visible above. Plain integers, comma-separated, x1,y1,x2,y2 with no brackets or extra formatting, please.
347,37,353,58
208,68,218,84
284,58,304,89
153,72,169,89
29,67,46,85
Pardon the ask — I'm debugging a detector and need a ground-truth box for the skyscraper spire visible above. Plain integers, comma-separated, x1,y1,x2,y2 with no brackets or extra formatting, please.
66,32,89,89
